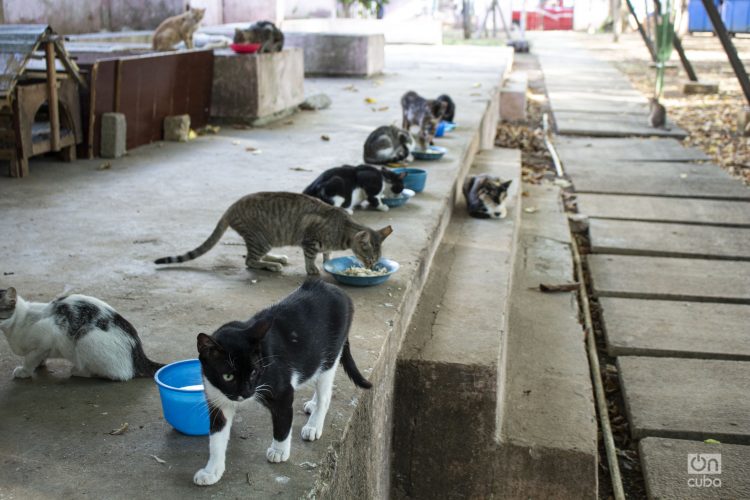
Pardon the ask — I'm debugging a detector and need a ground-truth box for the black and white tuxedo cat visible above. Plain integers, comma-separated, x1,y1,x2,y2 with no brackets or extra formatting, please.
193,279,371,486
303,164,406,213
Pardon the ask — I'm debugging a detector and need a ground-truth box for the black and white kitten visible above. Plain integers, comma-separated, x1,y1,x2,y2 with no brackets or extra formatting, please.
363,125,415,165
0,288,162,380
436,94,456,123
193,279,371,486
303,164,406,213
462,175,513,219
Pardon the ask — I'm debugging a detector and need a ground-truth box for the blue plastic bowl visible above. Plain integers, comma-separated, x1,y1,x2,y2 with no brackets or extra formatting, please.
382,188,415,208
155,359,209,436
412,145,447,161
435,121,456,137
323,256,400,286
392,168,427,193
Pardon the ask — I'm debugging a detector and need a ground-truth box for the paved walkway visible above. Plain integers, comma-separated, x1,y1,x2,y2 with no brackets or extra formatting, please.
536,33,750,499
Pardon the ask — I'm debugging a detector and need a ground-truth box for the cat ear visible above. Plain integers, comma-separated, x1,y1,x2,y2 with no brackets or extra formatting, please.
378,225,393,240
197,333,221,354
355,231,371,244
500,180,513,190
249,318,274,339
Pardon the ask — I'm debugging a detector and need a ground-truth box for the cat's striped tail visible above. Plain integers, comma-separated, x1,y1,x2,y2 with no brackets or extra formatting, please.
154,216,230,265
341,340,372,389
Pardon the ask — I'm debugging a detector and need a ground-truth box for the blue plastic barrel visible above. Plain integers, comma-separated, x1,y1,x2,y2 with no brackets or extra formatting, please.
688,0,716,32
722,0,750,33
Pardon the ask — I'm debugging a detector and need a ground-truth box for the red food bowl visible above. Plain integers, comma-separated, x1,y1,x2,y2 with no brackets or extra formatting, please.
230,43,261,54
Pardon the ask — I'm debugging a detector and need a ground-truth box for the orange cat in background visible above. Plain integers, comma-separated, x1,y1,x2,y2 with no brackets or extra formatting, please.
152,6,206,51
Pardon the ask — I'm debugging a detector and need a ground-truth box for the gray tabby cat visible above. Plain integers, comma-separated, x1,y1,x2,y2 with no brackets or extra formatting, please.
154,192,393,275
363,125,415,165
401,90,448,150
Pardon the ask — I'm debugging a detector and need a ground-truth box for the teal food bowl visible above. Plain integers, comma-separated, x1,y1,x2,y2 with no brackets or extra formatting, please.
435,121,457,137
155,359,209,436
392,168,427,193
382,188,415,208
324,256,399,286
412,145,447,161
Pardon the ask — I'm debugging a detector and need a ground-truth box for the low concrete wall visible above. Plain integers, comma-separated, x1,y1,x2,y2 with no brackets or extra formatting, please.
211,48,304,124
284,32,384,77
281,18,443,45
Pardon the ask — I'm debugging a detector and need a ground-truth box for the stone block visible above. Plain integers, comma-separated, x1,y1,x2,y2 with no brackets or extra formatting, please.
284,32,384,77
738,105,750,136
682,80,719,95
500,71,528,122
211,48,305,124
163,114,190,142
100,112,126,159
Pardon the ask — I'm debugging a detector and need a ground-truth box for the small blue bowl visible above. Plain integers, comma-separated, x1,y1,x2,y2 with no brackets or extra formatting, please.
323,256,400,286
392,168,427,193
382,188,415,208
412,145,447,161
435,121,457,137
155,359,209,436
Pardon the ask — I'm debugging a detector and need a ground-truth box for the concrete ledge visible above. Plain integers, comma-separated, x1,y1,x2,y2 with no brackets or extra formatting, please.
211,48,304,124
500,71,528,122
284,32,384,77
281,18,443,45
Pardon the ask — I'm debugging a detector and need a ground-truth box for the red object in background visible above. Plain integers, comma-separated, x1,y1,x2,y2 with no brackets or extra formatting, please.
230,43,261,54
512,5,574,30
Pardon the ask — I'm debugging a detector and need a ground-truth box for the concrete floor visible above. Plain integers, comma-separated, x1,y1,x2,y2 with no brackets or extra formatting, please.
0,45,511,498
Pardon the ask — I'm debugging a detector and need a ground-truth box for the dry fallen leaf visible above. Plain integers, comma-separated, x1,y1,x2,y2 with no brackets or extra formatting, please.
188,130,198,140
343,84,358,92
473,83,482,88
538,283,579,293
97,162,111,171
364,97,377,104
151,455,166,464
524,207,538,213
321,135,330,141
377,106,389,112
245,146,257,152
290,167,312,172
109,422,129,435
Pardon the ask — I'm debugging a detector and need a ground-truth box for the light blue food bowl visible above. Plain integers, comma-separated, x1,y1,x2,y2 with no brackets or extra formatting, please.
392,168,427,193
412,145,447,161
382,188,415,208
435,121,457,137
324,256,400,286
155,359,209,436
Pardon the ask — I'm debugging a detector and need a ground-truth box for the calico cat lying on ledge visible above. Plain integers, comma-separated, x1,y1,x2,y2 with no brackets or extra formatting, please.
154,192,393,275
463,175,513,219
193,279,371,486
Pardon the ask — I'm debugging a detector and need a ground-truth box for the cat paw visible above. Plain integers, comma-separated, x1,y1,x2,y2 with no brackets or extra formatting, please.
265,262,283,272
193,467,223,486
345,208,354,215
301,424,323,441
12,366,31,379
376,203,389,212
306,266,320,276
266,444,290,463
276,255,289,265
303,400,317,415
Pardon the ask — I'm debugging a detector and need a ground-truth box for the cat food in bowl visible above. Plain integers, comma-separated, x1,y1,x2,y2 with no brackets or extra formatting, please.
230,43,261,54
435,121,457,137
324,256,399,286
382,188,415,208
392,168,427,193
155,359,209,436
412,145,447,161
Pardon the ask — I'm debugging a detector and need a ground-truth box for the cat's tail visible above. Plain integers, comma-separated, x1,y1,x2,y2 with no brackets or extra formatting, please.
154,216,230,265
134,352,165,378
341,340,372,389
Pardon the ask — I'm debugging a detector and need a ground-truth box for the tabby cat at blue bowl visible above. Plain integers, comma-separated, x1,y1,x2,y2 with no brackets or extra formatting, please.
192,279,371,486
303,164,406,214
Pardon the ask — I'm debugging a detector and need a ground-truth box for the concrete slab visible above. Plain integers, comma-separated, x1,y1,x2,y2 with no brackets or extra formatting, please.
588,254,750,303
554,110,687,138
577,193,750,227
554,137,710,162
589,218,750,260
619,357,750,443
284,32,385,77
566,161,750,200
640,437,750,499
281,18,443,45
0,44,512,499
211,48,305,124
600,297,750,360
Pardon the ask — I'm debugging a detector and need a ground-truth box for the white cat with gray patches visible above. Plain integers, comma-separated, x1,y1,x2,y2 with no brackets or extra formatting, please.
0,288,163,380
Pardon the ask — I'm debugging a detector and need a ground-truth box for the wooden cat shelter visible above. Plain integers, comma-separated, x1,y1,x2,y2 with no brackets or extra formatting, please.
0,25,86,177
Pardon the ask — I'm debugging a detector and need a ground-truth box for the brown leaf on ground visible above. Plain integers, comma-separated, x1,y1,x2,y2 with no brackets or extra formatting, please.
109,422,129,435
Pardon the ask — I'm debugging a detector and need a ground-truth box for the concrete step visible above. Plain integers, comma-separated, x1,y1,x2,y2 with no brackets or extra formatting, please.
554,111,686,138
589,218,750,261
577,194,750,228
554,136,710,163
640,437,750,499
618,357,750,444
600,297,750,361
566,161,750,200
393,176,597,499
588,254,750,304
